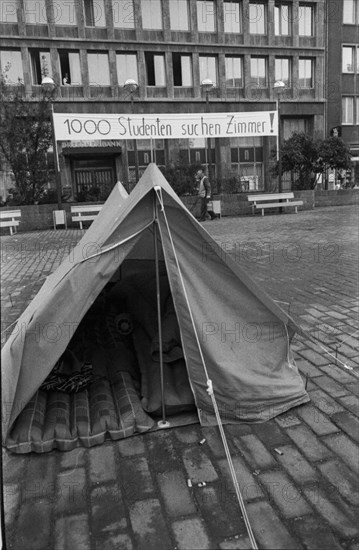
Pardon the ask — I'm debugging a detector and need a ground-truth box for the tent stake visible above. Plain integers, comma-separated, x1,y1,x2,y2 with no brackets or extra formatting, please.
153,192,167,426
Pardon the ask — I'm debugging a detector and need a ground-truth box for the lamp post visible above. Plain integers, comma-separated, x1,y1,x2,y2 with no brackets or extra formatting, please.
200,78,214,180
273,80,286,194
41,76,62,210
124,78,140,184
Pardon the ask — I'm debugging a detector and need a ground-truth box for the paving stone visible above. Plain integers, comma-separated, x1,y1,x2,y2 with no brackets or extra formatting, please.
2,452,27,483
175,425,202,444
304,486,359,538
232,433,277,470
91,484,127,536
330,411,359,442
182,446,219,484
60,447,86,471
225,424,253,438
296,359,322,378
217,456,263,501
318,460,359,506
157,470,196,517
120,457,154,501
14,501,52,550
246,500,298,549
297,348,330,366
25,454,56,496
251,421,290,448
55,514,91,550
274,445,318,484
56,467,87,514
3,483,20,525
312,375,350,397
258,470,312,518
219,536,252,549
286,425,333,461
117,436,145,457
292,515,343,550
296,403,340,435
129,499,172,550
172,518,211,550
89,444,117,483
94,533,134,550
274,411,302,428
308,389,345,416
146,431,179,473
202,425,236,458
339,394,359,416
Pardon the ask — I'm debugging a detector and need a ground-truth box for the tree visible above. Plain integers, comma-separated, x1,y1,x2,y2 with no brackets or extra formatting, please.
278,132,319,190
0,65,53,204
274,132,353,190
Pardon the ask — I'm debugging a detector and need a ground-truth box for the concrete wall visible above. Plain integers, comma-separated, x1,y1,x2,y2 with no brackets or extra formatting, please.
1,190,358,234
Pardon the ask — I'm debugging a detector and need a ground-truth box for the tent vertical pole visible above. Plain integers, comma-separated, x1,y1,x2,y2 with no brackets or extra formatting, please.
153,192,168,428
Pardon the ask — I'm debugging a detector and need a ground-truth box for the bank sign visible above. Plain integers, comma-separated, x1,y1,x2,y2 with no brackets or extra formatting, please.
53,111,278,141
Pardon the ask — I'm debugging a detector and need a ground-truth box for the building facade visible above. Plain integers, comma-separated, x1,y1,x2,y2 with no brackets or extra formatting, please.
1,0,327,199
326,0,359,187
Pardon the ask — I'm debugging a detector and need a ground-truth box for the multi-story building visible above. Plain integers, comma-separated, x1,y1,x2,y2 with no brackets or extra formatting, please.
0,0,327,199
326,0,359,187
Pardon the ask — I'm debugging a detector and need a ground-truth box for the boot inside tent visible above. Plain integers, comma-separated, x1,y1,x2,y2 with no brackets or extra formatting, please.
2,164,309,454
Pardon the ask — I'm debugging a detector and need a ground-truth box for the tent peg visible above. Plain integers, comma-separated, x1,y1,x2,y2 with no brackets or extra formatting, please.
157,420,170,429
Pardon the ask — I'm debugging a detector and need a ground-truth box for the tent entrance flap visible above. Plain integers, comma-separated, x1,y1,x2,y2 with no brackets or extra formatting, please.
6,255,197,454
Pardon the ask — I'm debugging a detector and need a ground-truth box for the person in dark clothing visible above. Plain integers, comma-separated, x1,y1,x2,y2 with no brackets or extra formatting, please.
195,169,217,221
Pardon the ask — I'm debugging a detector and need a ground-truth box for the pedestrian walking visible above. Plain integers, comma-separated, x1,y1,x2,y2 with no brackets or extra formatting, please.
195,168,217,221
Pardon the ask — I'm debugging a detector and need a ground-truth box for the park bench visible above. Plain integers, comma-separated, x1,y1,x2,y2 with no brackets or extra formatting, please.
247,193,303,216
0,210,21,235
71,205,103,230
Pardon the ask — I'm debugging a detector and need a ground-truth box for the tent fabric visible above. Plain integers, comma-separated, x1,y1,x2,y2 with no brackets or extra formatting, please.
2,164,309,453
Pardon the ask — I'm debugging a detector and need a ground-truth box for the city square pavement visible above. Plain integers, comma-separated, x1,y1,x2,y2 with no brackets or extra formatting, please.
1,204,358,550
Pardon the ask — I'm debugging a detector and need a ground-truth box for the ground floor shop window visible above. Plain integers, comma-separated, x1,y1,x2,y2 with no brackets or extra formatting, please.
127,140,165,184
230,137,263,191
73,157,116,201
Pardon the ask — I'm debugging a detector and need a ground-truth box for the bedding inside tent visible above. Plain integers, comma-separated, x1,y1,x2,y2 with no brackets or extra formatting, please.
6,257,198,454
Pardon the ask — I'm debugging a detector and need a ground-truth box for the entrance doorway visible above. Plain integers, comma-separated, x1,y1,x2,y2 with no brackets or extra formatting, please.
73,157,116,201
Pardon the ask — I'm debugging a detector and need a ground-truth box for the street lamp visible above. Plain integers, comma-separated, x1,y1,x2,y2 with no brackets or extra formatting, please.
41,76,62,210
273,80,286,194
124,78,139,184
200,78,215,180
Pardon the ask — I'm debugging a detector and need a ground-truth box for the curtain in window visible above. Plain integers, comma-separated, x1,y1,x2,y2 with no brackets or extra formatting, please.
69,53,82,84
88,53,110,85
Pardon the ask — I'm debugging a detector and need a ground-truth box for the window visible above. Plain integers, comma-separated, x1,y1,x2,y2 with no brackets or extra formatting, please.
145,53,166,86
24,0,47,24
275,4,290,35
84,0,106,27
199,56,218,84
88,52,110,85
116,53,138,86
223,1,241,33
0,50,23,84
343,46,355,72
113,0,135,28
141,0,162,29
172,53,192,86
342,97,354,124
356,97,359,124
275,58,291,86
357,47,359,72
225,56,243,87
169,0,189,31
30,51,52,84
59,51,82,85
53,0,77,25
0,1,18,22
197,1,216,32
299,5,313,36
299,58,313,88
343,0,358,24
249,2,265,34
250,57,267,86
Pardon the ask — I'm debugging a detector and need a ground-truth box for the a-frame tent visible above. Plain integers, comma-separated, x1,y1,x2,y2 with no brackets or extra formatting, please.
2,164,309,453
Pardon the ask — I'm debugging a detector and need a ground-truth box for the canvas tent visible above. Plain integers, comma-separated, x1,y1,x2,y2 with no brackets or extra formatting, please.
2,164,309,454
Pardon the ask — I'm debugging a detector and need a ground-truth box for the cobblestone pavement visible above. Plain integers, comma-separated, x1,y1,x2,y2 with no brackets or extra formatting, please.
1,205,358,550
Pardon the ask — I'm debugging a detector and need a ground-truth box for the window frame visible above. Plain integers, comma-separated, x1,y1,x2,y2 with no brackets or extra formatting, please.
342,96,355,125
145,52,166,86
343,0,359,24
0,0,18,23
169,0,190,31
172,53,193,87
274,3,290,36
197,0,216,33
298,57,314,88
275,57,291,87
298,4,314,37
0,49,24,84
225,56,243,87
199,55,218,86
87,51,111,86
141,0,163,30
116,52,138,86
249,2,266,35
250,56,267,87
112,0,135,29
223,0,241,34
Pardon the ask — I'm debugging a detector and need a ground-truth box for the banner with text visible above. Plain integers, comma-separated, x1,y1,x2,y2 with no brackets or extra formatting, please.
53,111,278,141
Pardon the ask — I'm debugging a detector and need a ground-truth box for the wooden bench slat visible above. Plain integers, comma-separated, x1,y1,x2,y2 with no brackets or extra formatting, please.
0,220,20,227
0,211,21,219
72,215,99,222
248,193,294,201
254,201,303,209
71,206,102,213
